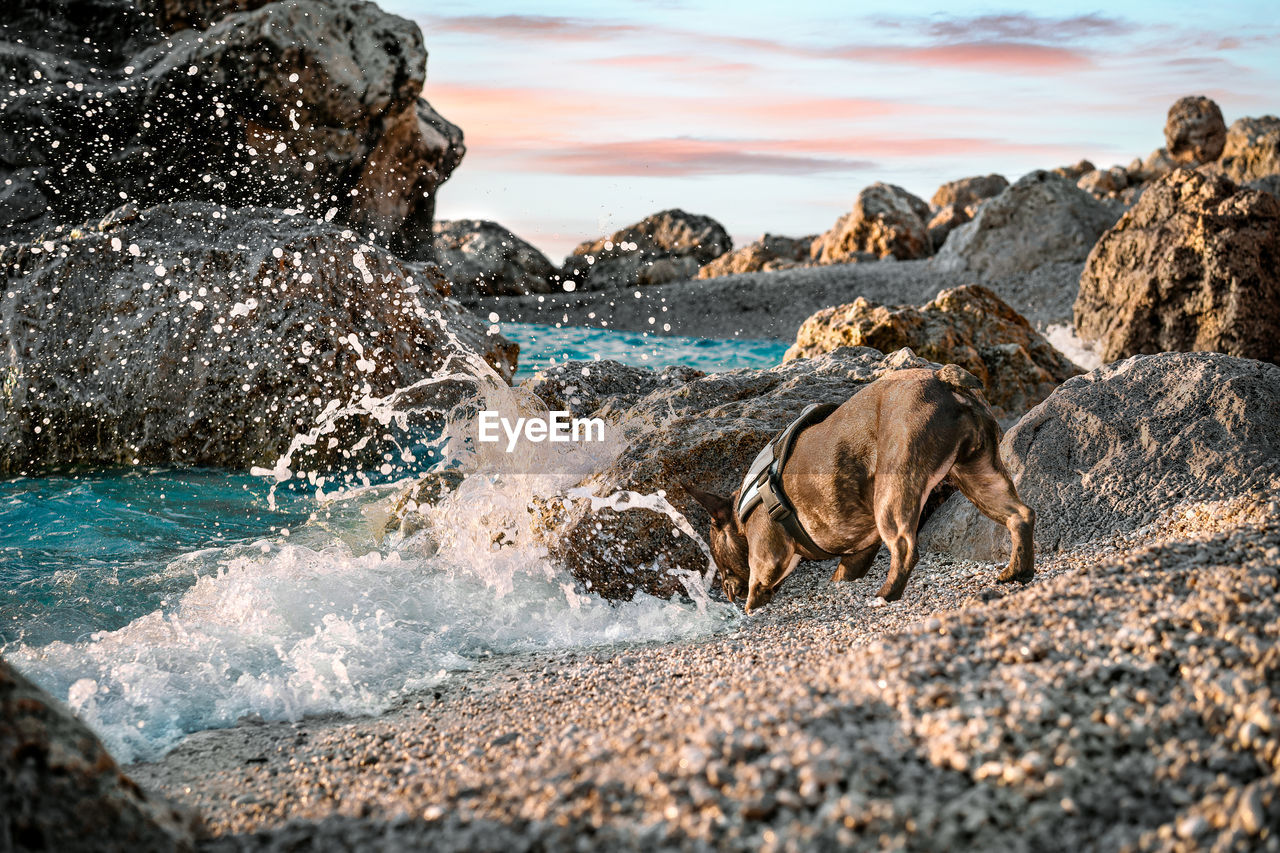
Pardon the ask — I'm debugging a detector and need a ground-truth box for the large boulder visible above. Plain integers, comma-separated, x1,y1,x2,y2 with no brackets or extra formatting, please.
1074,169,1280,364
784,285,1082,422
811,183,932,262
1218,116,1280,185
1,655,199,851
696,233,813,279
933,170,1121,280
432,219,558,298
537,347,937,600
1164,96,1227,165
0,0,463,256
920,352,1280,560
0,202,516,475
926,173,1008,248
562,209,731,290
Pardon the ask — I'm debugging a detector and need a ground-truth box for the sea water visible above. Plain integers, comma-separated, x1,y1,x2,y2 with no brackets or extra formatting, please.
2,325,780,762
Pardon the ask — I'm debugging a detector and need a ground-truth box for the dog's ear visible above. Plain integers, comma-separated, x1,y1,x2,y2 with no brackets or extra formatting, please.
682,482,734,527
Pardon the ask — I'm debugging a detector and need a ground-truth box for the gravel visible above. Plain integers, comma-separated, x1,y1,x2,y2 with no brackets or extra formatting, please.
474,259,1083,343
130,491,1280,852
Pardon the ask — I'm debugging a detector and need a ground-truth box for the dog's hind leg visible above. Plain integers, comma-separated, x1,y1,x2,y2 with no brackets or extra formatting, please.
949,454,1035,584
831,543,879,583
873,495,923,602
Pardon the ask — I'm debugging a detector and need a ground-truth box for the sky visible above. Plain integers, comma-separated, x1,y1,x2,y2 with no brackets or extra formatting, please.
379,1,1280,260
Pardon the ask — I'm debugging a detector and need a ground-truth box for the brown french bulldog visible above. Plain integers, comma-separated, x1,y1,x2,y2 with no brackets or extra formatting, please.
686,366,1034,612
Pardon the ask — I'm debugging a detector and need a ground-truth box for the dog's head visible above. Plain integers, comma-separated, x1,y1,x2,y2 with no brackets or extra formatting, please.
683,483,750,603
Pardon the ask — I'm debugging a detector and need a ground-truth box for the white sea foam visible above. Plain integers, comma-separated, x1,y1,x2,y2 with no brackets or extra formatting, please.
1044,323,1102,371
9,321,735,763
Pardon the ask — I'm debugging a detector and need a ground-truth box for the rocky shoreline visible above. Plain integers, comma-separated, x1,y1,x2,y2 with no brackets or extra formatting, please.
130,488,1279,851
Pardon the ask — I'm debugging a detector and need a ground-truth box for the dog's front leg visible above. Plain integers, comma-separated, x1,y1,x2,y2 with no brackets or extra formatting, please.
744,552,799,613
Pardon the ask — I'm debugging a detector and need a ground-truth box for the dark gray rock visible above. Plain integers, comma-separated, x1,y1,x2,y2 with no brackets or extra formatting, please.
0,0,463,256
920,352,1280,559
0,202,516,474
2,654,200,852
563,209,731,290
432,219,558,298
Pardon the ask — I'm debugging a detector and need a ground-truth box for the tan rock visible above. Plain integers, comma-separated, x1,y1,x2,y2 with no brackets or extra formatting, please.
1218,116,1280,184
811,183,932,263
1053,160,1096,181
1164,96,1227,164
784,285,1081,422
1074,169,1280,364
697,234,814,279
930,174,1009,210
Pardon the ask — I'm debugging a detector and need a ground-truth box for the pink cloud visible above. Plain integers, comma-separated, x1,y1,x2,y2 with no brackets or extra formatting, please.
835,41,1092,72
525,138,877,177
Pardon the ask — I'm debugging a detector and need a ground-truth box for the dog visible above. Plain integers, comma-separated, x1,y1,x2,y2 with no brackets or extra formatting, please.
685,365,1034,612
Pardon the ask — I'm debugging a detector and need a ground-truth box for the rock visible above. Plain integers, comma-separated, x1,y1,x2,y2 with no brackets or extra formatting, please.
1053,160,1096,181
920,352,1280,559
0,0,463,256
543,347,938,600
432,219,558,298
0,202,517,475
1218,116,1280,184
697,234,813,279
1,655,199,851
1164,96,1227,165
933,170,1122,280
138,0,274,31
811,183,932,262
562,209,730,290
1074,169,1280,364
930,174,1009,210
926,174,1009,248
784,285,1082,422
526,360,705,420
1076,166,1129,199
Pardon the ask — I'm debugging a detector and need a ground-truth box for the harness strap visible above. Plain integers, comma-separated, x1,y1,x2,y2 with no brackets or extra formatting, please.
736,402,842,560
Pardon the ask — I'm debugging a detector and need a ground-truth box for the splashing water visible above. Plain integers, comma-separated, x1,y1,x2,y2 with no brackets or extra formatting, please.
4,324,759,763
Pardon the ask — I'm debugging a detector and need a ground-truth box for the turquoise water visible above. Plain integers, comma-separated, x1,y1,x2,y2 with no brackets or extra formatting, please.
2,325,765,762
500,322,788,379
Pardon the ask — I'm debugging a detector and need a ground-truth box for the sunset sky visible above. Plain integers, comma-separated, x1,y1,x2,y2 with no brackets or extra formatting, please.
380,1,1280,259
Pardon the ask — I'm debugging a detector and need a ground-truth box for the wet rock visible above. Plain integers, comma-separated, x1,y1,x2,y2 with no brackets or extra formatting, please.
811,183,932,262
526,360,705,420
1074,169,1280,364
432,219,558,298
562,209,730,290
785,285,1082,422
697,234,813,279
545,347,937,600
0,202,516,474
0,0,463,256
1,655,199,851
933,170,1121,280
1217,115,1280,184
920,352,1280,559
1164,96,1227,165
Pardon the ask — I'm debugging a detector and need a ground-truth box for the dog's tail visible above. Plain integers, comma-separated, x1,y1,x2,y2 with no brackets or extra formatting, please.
936,363,984,392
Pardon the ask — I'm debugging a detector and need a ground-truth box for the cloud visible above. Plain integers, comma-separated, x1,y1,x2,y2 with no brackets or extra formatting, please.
835,41,1092,72
524,138,877,177
426,14,644,41
586,54,759,75
900,12,1134,42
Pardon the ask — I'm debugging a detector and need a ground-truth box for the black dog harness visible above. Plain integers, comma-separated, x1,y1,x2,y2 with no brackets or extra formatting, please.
735,403,842,560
